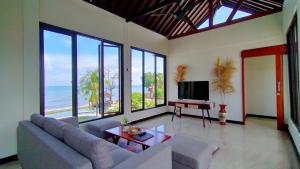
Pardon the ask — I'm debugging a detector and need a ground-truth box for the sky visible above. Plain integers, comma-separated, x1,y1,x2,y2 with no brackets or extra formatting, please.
44,31,120,87
44,6,250,86
198,6,251,29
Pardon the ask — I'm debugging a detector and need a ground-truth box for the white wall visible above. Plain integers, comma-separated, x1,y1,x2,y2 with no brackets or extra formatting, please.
168,13,285,122
0,0,24,159
0,0,168,159
282,0,300,155
245,56,277,117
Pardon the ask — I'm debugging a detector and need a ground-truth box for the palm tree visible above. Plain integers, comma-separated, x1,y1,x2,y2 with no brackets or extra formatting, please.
79,70,100,117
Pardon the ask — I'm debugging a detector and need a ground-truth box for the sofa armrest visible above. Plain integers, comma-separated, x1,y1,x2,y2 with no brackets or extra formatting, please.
112,143,172,169
60,117,79,127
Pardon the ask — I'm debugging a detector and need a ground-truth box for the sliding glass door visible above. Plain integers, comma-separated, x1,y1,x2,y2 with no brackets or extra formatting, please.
41,23,123,122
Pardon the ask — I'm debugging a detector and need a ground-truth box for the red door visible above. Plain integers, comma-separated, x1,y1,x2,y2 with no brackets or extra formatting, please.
241,45,287,130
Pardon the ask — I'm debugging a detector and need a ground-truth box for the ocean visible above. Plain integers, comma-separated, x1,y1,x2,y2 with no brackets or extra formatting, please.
45,85,143,110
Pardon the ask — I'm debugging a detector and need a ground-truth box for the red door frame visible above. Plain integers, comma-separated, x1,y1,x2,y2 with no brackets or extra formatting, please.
241,45,287,130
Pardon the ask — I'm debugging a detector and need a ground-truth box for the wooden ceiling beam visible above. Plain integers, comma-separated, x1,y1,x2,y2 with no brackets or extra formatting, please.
168,9,281,39
143,0,162,27
126,0,177,22
135,1,153,25
148,1,170,30
227,0,244,22
158,4,178,34
222,0,259,13
180,2,204,34
167,0,192,37
209,0,213,27
237,0,268,11
255,0,282,8
155,3,178,33
125,0,140,19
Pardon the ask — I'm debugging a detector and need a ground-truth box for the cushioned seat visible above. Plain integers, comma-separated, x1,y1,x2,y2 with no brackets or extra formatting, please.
83,119,121,139
110,148,135,168
167,134,219,169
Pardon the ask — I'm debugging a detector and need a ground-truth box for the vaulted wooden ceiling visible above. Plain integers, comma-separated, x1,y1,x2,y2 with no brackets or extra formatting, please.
84,0,284,39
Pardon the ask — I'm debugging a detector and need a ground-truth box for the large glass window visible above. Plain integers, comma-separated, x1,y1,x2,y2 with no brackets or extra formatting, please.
131,48,166,112
77,35,101,122
144,52,156,109
156,56,165,105
43,30,73,118
131,50,143,111
287,14,300,130
41,23,123,122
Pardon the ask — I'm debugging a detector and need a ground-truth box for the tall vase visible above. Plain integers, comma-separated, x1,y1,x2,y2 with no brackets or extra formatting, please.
219,104,227,125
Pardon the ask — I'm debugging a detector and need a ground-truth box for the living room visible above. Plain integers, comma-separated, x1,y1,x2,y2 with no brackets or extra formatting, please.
0,0,299,169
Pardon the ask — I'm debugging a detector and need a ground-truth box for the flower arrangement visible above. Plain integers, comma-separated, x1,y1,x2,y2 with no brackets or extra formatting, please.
175,64,187,83
211,57,236,104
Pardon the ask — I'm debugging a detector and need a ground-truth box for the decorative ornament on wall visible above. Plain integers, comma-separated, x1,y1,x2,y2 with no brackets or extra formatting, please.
175,64,187,83
211,57,236,125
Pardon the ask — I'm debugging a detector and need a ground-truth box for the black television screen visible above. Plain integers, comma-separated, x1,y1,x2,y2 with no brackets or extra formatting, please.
178,81,209,101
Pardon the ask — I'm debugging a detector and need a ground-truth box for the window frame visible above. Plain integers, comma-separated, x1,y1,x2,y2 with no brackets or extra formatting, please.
130,47,167,112
287,14,300,131
39,22,124,123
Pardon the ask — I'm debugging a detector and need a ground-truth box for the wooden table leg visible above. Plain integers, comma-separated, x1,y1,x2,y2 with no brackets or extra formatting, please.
202,109,205,128
142,145,149,150
112,135,120,144
172,106,176,121
179,107,182,118
206,109,212,124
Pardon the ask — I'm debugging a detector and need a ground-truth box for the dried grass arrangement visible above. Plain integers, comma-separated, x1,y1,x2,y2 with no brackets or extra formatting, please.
212,57,236,104
175,64,187,83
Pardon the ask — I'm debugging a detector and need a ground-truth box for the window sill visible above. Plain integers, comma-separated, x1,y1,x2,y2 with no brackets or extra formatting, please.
131,104,167,113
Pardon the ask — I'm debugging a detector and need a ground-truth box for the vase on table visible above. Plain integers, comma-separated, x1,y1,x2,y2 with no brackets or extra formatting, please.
219,104,227,125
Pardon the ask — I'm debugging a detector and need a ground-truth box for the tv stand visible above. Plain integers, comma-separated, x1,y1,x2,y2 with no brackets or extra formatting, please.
168,100,215,128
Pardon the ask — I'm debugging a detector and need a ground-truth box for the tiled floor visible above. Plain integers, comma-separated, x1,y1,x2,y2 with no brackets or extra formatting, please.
1,115,299,169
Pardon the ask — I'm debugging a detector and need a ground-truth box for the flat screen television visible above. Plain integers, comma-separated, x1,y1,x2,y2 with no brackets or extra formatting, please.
178,81,209,101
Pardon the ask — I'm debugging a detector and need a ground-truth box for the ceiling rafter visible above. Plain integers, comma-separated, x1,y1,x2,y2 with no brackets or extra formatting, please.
180,1,205,34
167,0,193,37
84,0,284,39
162,0,188,36
209,0,214,27
126,0,177,22
222,0,259,13
157,4,178,34
227,0,244,22
183,0,219,34
136,1,154,24
174,0,203,35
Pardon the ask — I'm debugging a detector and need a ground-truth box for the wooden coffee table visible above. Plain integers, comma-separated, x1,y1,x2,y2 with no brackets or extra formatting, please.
105,126,171,150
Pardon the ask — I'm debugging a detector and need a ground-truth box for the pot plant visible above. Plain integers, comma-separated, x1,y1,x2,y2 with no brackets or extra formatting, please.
122,116,130,132
212,57,236,125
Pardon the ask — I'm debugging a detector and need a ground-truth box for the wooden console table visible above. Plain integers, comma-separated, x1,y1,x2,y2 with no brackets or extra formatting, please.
168,100,215,128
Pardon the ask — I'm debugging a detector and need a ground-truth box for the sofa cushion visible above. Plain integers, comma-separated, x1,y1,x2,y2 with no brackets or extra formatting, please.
110,148,134,168
60,117,79,127
84,119,121,139
167,134,219,169
63,124,114,169
30,114,45,128
43,117,66,141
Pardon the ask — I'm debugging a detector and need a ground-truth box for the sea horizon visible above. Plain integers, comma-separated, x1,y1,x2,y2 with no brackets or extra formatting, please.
45,85,143,110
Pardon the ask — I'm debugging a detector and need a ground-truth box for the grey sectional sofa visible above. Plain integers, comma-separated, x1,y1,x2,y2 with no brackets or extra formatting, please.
17,114,172,169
